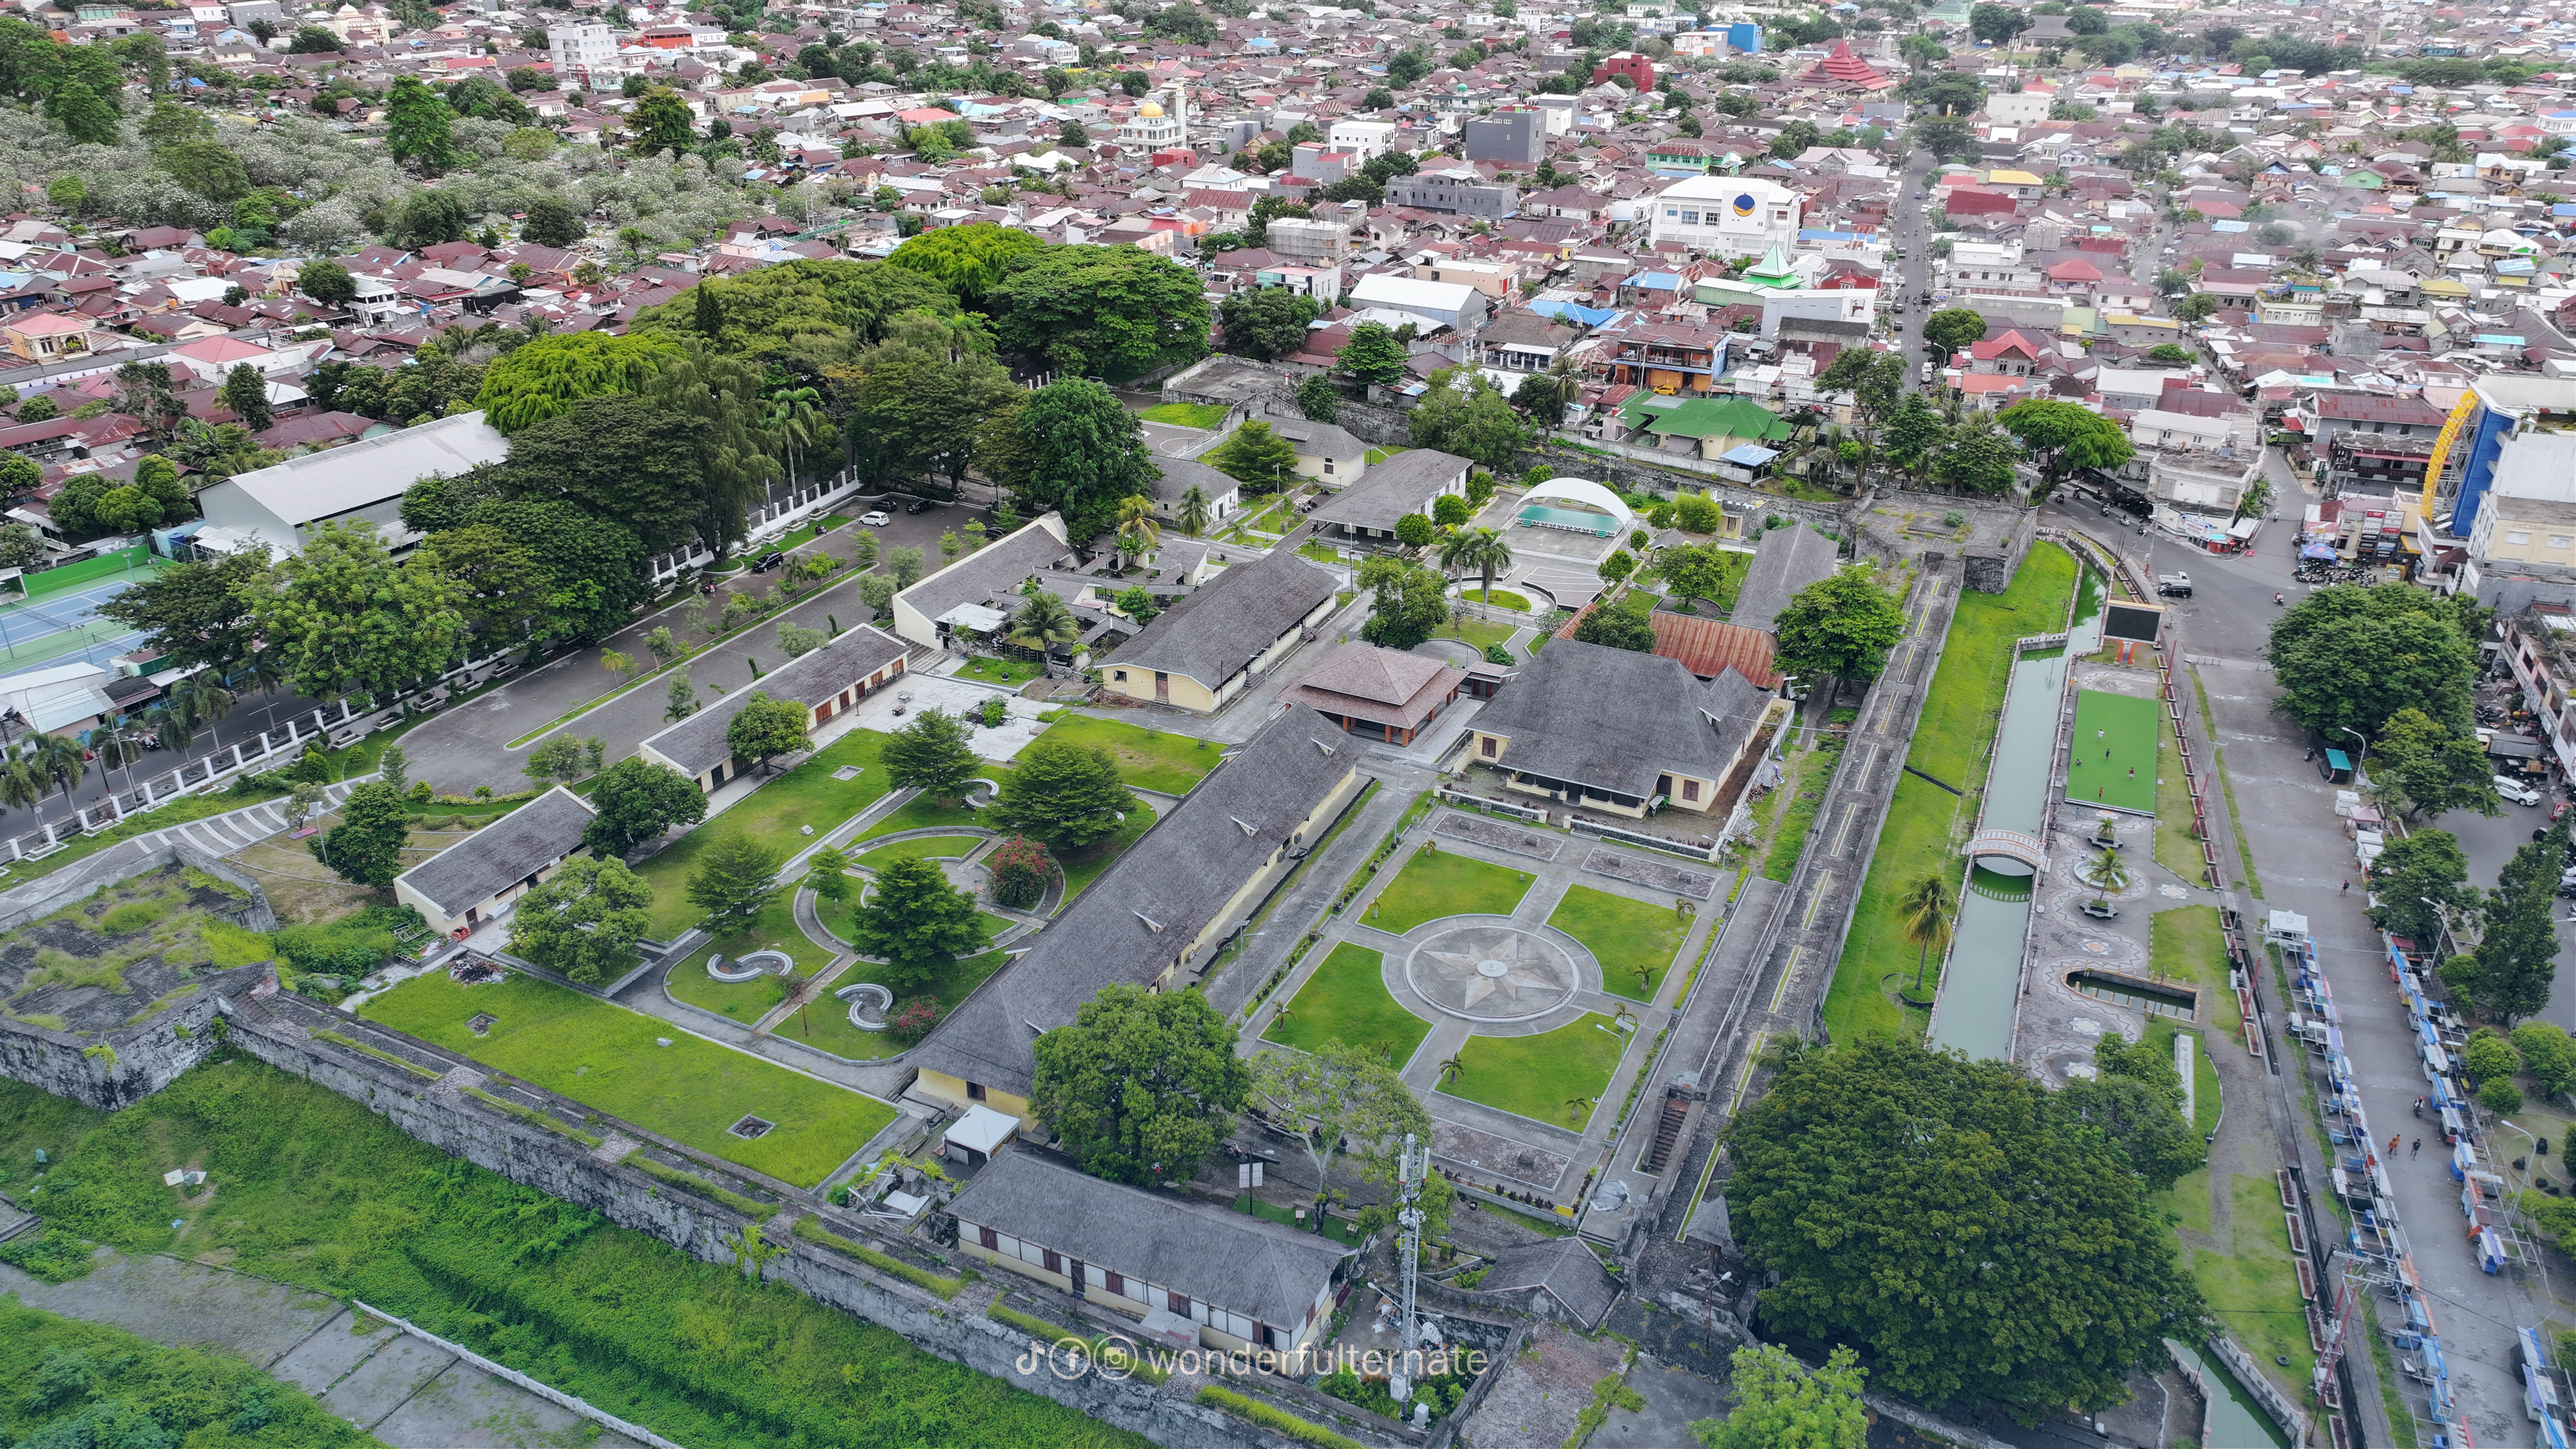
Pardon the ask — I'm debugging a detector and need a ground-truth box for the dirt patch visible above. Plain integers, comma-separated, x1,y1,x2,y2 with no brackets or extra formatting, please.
0,865,265,1037
227,822,379,926
1455,1321,1628,1449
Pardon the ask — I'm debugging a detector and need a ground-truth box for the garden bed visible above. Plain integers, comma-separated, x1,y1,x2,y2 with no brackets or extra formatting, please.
633,729,900,939
784,949,1011,1062
1545,885,1689,1003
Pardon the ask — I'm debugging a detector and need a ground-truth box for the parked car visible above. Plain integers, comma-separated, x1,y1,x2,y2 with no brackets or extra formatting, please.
858,510,891,526
905,497,933,514
752,550,786,573
2496,775,2544,807
2156,572,2193,598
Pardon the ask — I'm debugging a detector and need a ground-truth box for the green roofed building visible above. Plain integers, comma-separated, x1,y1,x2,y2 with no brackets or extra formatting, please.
1612,392,1793,462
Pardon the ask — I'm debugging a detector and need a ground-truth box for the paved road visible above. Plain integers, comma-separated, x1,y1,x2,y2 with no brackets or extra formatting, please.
2066,488,2563,1448
1892,146,1936,387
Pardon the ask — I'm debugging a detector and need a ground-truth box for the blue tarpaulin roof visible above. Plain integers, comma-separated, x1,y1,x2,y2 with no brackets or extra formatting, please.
1529,300,1621,325
1719,443,1780,465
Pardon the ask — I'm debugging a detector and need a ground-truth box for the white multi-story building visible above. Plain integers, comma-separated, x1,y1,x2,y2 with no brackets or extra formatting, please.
1644,175,1802,260
1326,119,1398,159
547,22,622,88
1117,89,1186,152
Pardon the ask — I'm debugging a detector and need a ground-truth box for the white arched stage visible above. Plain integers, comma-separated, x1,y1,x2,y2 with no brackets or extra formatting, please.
1513,478,1634,540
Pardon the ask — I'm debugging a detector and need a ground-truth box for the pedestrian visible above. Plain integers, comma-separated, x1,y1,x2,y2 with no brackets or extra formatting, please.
2389,1135,2401,1157
2342,880,2350,893
2128,767,2135,779
2105,748,2112,759
2412,1139,2421,1159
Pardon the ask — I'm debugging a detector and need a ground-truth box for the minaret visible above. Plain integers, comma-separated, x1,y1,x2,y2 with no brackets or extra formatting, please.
1169,83,1187,150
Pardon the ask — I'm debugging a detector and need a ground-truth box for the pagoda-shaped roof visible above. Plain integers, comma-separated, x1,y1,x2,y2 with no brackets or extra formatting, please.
1745,244,1801,287
1799,40,1895,91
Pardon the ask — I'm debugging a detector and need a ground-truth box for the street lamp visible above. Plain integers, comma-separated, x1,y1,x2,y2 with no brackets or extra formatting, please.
2419,897,2457,960
2336,725,2369,778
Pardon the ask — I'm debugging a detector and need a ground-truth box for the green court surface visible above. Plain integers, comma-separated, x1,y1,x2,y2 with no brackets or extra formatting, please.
2066,688,2159,814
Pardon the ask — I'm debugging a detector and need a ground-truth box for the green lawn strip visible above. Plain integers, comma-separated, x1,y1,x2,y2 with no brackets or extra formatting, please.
1058,799,1156,906
2153,704,2203,877
2066,689,2159,813
1437,1012,1627,1128
2193,1171,2316,1396
1459,588,1531,611
853,833,986,869
359,968,892,1188
633,730,901,938
1230,1193,1366,1245
22,545,154,598
1432,617,1514,651
2213,743,2263,898
1,1067,1134,1449
1363,446,1407,465
796,1215,964,1299
0,1298,374,1449
1823,545,2076,1044
1760,734,1846,884
854,768,1017,845
1030,715,1223,794
1547,885,1690,1003
957,654,1044,686
1199,1386,1363,1449
786,950,1011,1062
1137,402,1230,428
1821,774,1953,1043
1368,850,1534,934
2150,904,2239,1033
2194,1035,2223,1138
1263,943,1432,1065
665,952,791,1026
0,786,288,891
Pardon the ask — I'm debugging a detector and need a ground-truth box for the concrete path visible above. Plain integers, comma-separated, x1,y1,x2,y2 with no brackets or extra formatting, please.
0,1252,638,1448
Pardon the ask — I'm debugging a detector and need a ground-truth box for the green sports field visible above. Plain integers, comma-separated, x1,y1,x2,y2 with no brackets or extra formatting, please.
2065,688,2159,814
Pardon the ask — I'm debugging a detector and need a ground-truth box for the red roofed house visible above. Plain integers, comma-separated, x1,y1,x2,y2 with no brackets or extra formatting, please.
1590,52,1656,88
1965,329,2044,375
2,313,93,362
2044,256,2104,297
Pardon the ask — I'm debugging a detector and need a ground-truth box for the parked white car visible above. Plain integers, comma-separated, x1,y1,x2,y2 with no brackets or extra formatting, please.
858,510,891,526
2496,775,2544,807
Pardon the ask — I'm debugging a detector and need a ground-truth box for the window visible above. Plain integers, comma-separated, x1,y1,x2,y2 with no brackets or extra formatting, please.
2552,537,2573,551
1683,779,1701,802
1105,1270,1126,1297
2509,530,2533,545
966,1081,986,1100
1043,1249,1061,1274
1113,670,1127,682
978,1225,998,1249
1481,736,1498,758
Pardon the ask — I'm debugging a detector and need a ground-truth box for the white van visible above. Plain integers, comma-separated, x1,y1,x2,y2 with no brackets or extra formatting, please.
2496,775,2544,807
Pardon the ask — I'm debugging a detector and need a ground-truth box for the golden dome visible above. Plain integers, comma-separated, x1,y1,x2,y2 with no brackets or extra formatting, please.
1138,101,1164,117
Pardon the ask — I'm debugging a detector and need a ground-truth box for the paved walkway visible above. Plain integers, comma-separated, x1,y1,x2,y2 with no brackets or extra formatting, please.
0,1252,638,1448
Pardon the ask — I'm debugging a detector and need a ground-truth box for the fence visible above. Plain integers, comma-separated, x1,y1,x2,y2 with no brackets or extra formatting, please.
353,1301,689,1449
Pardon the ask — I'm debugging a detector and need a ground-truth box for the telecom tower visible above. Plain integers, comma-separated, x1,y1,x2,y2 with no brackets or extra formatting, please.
1390,1133,1424,1404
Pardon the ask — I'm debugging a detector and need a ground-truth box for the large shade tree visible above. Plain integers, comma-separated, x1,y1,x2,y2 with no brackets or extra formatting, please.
2267,583,2481,738
987,244,1211,378
1032,984,1248,1187
1771,568,1906,689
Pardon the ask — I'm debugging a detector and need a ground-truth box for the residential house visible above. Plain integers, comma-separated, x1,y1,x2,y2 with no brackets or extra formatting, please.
1264,418,1368,485
1098,548,1337,712
1280,643,1466,745
1610,321,1730,396
1306,448,1470,542
1146,456,1242,528
634,625,909,792
392,787,599,939
889,515,1076,651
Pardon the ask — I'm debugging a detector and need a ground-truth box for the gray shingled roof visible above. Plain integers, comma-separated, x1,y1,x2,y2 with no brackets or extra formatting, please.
1101,548,1336,690
637,625,907,777
952,1147,1351,1331
895,520,1074,630
909,706,1356,1101
395,786,596,915
1730,525,1841,635
1482,1237,1618,1329
1308,448,1470,533
1146,455,1242,507
1265,418,1366,462
1470,639,1769,802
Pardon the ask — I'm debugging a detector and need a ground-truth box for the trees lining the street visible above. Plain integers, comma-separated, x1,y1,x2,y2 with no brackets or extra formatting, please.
2268,584,2482,738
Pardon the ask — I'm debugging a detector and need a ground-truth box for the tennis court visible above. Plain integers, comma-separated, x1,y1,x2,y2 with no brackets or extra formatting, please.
0,554,162,673
2064,688,2159,814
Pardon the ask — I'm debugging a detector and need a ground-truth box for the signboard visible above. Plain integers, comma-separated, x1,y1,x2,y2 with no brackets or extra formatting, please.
2101,600,2165,646
2416,389,2482,516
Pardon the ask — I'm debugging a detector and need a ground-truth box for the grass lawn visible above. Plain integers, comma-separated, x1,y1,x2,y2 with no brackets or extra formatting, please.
1234,1193,1367,1245
2184,1172,2316,1394
632,729,900,939
2067,689,2159,813
1032,714,1224,793
1299,540,1341,565
1059,799,1158,905
360,967,894,1187
2154,704,2205,879
1263,943,1432,1065
1548,885,1690,1003
853,833,986,869
1824,544,2076,1044
1137,402,1230,428
854,765,1016,844
2152,904,2240,1033
663,895,839,1024
665,956,789,1024
1436,1012,1628,1128
784,950,1011,1062
1364,446,1406,465
1761,733,1845,884
1668,550,1752,616
1433,617,1516,651
1368,849,1534,934
957,654,1044,687
1459,588,1531,611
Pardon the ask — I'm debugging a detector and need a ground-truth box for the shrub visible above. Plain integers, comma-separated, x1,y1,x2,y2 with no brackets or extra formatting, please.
2514,1021,2576,1098
98,900,167,934
2464,1027,2521,1086
887,996,941,1044
1674,493,1724,533
2482,1078,2525,1115
980,696,1006,727
986,834,1056,909
1198,1386,1363,1449
280,745,334,784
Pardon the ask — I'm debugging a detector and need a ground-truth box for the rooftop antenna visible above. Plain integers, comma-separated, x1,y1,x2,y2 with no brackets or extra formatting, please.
1390,1132,1424,1404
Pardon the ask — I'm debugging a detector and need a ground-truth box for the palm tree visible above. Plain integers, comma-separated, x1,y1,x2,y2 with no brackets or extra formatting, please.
1438,527,1514,614
1531,357,1582,439
27,734,83,836
1114,494,1160,566
1436,1052,1466,1086
168,676,233,735
2083,844,2131,895
1563,1095,1596,1124
1006,590,1081,672
760,381,827,485
91,724,148,805
1175,484,1212,539
242,647,290,738
0,753,42,831
1896,871,1954,996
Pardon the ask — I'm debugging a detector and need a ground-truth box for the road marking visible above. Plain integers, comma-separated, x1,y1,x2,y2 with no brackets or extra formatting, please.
1876,684,1902,735
1802,872,1833,929
1853,743,1879,790
1831,801,1862,857
1768,946,1802,1015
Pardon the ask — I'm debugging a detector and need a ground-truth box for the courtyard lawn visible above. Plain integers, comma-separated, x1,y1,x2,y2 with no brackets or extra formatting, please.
663,895,839,1024
1459,588,1531,612
1824,543,2078,1044
2152,904,2241,1033
1263,944,1432,1066
854,764,1018,844
1367,850,1533,934
956,654,1044,688
1547,885,1690,1003
1031,715,1223,794
2184,1171,2316,1396
1364,446,1406,465
2066,688,2159,814
632,729,900,939
854,833,987,869
2154,704,2204,878
781,949,1011,1062
1435,1011,1628,1128
1432,617,1516,652
1666,549,1751,616
1137,402,1231,429
360,967,894,1187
